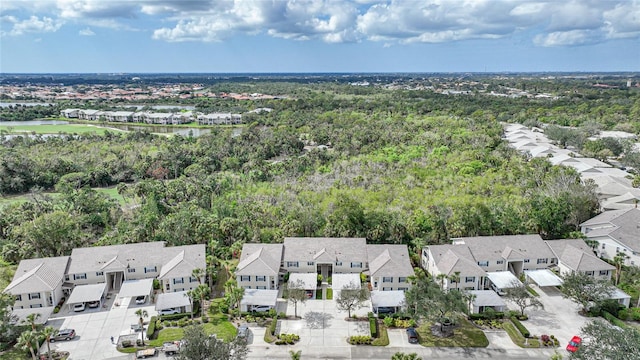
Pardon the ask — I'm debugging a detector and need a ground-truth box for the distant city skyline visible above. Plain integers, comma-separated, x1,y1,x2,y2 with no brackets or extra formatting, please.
1,0,639,73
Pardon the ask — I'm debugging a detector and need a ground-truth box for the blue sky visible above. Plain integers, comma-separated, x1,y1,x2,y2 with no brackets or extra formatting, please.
1,0,639,73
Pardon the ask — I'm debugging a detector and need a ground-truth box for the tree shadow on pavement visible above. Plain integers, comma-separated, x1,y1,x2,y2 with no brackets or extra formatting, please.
303,311,333,329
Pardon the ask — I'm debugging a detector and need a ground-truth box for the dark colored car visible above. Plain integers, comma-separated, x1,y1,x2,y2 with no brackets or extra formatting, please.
566,336,581,352
406,327,419,344
376,307,396,314
51,329,76,342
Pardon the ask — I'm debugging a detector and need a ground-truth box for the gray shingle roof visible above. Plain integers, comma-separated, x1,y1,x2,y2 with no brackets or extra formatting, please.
283,237,367,264
4,256,70,295
581,209,640,251
367,245,414,278
236,244,283,276
546,239,614,273
157,245,206,280
455,235,555,262
427,245,485,276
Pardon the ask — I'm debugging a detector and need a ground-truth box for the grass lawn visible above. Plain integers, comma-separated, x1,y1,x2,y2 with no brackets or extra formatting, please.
145,314,236,349
503,320,540,348
326,288,333,300
372,323,389,346
0,348,28,360
0,124,114,135
416,318,489,347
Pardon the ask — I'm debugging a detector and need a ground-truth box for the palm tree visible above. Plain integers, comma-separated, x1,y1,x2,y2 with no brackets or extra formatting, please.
186,289,197,320
17,330,38,360
289,350,302,360
195,284,210,317
448,271,461,291
436,273,447,289
613,252,629,285
191,268,205,285
23,312,41,331
135,309,149,345
41,326,56,360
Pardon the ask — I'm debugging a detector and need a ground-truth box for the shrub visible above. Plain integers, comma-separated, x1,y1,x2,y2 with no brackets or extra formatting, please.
159,312,191,321
383,317,394,327
121,340,133,348
348,335,372,345
470,311,505,320
510,317,530,338
155,320,163,331
147,316,157,338
618,308,640,321
603,311,627,329
264,315,279,343
275,333,300,345
202,316,209,323
369,317,378,338
178,319,187,327
53,306,60,314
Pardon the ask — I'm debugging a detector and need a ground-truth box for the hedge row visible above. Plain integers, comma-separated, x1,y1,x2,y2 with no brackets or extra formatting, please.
510,317,530,338
160,312,192,321
147,316,157,339
469,312,505,320
368,313,378,338
603,311,627,329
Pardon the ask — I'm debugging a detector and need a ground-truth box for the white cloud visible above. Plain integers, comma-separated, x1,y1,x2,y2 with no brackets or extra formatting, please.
533,29,599,47
602,2,640,39
4,15,63,36
79,27,94,36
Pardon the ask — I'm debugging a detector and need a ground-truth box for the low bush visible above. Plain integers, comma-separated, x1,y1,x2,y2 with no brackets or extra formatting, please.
369,316,378,338
510,317,530,338
159,312,191,321
177,319,187,327
618,307,640,321
147,316,157,339
371,324,389,346
202,316,209,323
53,306,60,314
383,317,394,327
348,335,372,345
275,333,300,345
470,312,505,320
264,314,279,343
121,340,133,348
603,311,627,329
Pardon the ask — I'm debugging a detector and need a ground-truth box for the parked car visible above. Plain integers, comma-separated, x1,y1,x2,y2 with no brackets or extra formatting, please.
406,327,419,344
135,348,157,359
305,290,314,298
162,341,180,355
491,283,506,296
566,336,581,353
135,295,146,304
376,307,396,314
50,329,76,342
237,324,249,340
158,307,180,315
73,303,86,312
87,301,100,308
251,305,271,313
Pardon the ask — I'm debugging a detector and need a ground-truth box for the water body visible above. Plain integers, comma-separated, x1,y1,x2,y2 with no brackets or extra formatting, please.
0,102,54,108
0,120,69,126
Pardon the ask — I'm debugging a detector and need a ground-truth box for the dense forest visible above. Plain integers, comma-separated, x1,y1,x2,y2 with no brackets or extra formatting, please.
1,77,639,265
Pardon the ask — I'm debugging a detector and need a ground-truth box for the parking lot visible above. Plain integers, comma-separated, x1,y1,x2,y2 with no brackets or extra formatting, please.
42,294,158,360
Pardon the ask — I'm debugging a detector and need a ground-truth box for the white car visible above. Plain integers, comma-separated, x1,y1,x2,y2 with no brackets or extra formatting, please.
135,296,146,304
251,305,271,313
158,308,180,315
73,303,86,312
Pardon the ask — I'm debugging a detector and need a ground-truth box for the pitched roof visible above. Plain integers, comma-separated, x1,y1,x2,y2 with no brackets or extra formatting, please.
581,209,630,227
455,234,555,262
581,209,640,252
155,291,190,311
236,244,283,276
283,237,367,264
427,245,485,276
546,239,614,272
157,245,206,280
367,245,414,278
4,256,70,295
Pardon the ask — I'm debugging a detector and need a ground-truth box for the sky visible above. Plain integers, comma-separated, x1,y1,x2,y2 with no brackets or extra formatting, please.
0,0,639,73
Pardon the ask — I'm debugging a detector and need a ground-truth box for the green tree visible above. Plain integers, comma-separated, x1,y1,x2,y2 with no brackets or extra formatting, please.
504,282,543,317
289,350,302,360
0,292,19,350
560,272,615,312
135,309,148,345
41,326,57,360
570,320,640,360
22,312,41,331
335,281,369,318
613,252,629,286
17,329,38,360
175,324,248,360
287,279,308,318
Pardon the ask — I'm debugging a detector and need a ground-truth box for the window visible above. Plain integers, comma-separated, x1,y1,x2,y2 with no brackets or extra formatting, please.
423,249,428,257
73,273,87,280
335,261,343,266
286,261,299,268
15,295,22,301
30,304,43,308
307,261,314,266
602,243,606,249
127,268,136,273
477,261,489,267
351,262,362,268
398,287,408,291
65,275,69,281
243,286,251,289
599,270,609,276
28,293,41,300
524,259,530,263
399,277,407,283
173,278,184,284
465,276,475,283
144,266,157,273
257,286,267,290
189,276,198,282
585,271,594,276
96,271,104,277
537,258,548,264
256,276,266,282
382,287,392,291
383,277,393,283
497,260,504,265
240,275,250,282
